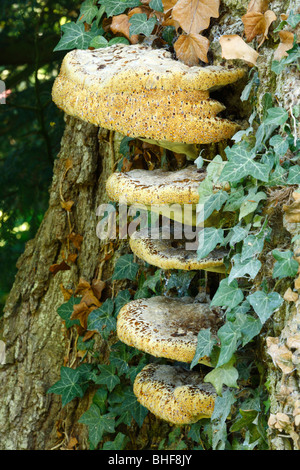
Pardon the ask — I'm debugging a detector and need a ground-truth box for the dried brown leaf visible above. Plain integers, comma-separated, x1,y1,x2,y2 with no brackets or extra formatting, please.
242,11,266,42
91,279,106,300
283,287,299,302
283,200,300,223
274,30,295,61
172,0,220,34
61,200,74,212
247,0,269,14
69,232,83,250
219,34,259,66
49,260,71,275
162,0,177,12
174,33,210,66
60,283,74,301
110,14,139,43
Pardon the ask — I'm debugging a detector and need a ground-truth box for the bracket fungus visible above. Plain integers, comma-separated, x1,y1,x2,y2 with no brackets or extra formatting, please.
52,43,244,145
129,227,227,273
133,363,217,425
117,296,222,365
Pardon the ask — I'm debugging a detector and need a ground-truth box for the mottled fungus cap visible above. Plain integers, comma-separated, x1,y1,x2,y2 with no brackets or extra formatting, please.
129,228,227,273
52,44,244,144
117,296,222,365
106,166,205,206
133,363,217,424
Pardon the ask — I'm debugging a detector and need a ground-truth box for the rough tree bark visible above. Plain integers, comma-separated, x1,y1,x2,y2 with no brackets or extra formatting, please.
0,0,298,450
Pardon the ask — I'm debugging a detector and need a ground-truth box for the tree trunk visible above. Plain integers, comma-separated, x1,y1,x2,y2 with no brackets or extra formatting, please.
0,116,130,449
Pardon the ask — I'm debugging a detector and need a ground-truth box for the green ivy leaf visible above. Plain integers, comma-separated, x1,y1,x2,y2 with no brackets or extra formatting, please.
228,254,261,284
129,13,157,36
197,227,225,259
93,364,121,392
101,0,141,16
54,22,96,51
89,35,108,48
190,329,217,369
198,190,228,223
219,143,270,183
241,232,266,262
234,313,262,347
79,404,115,448
87,298,115,338
47,366,85,406
248,290,283,324
211,389,237,450
204,358,239,396
102,432,129,450
57,296,81,328
211,278,244,309
78,0,99,24
239,191,267,221
111,388,148,427
264,107,289,126
217,322,242,367
272,249,299,279
112,254,139,281
287,165,300,184
149,0,164,11
114,289,131,316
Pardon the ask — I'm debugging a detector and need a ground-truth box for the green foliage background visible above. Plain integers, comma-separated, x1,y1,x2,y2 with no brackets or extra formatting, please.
0,0,81,314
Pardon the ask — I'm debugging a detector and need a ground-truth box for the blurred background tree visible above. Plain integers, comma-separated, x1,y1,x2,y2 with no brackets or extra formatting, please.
0,0,82,314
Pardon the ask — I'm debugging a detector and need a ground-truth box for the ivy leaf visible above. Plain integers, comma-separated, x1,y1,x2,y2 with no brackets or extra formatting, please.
219,143,270,183
198,190,228,223
248,290,284,324
78,0,99,24
102,432,129,450
239,191,267,221
78,404,115,448
241,233,266,262
112,254,139,281
89,35,108,48
228,254,261,284
211,389,237,450
101,0,141,16
149,0,163,11
217,322,242,367
272,249,299,279
197,227,225,259
228,224,251,247
93,364,121,392
204,358,239,396
47,366,85,407
263,107,289,126
129,13,157,37
287,165,300,185
87,298,115,339
190,329,217,369
57,296,81,328
211,278,244,309
234,313,262,347
112,388,148,427
114,289,131,316
54,22,96,51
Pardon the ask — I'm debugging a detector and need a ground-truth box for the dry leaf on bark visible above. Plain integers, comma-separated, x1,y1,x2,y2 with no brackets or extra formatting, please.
242,10,276,46
283,199,300,223
219,34,259,66
110,14,139,43
174,33,209,65
273,30,295,61
247,0,269,14
68,232,83,250
172,0,219,34
61,200,74,211
266,336,294,374
284,287,299,302
49,260,71,275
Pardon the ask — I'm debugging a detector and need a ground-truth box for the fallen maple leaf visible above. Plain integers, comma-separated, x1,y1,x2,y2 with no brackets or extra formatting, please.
172,0,220,34
219,34,259,66
283,287,299,302
162,0,177,12
283,199,300,223
273,30,295,61
174,33,210,65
